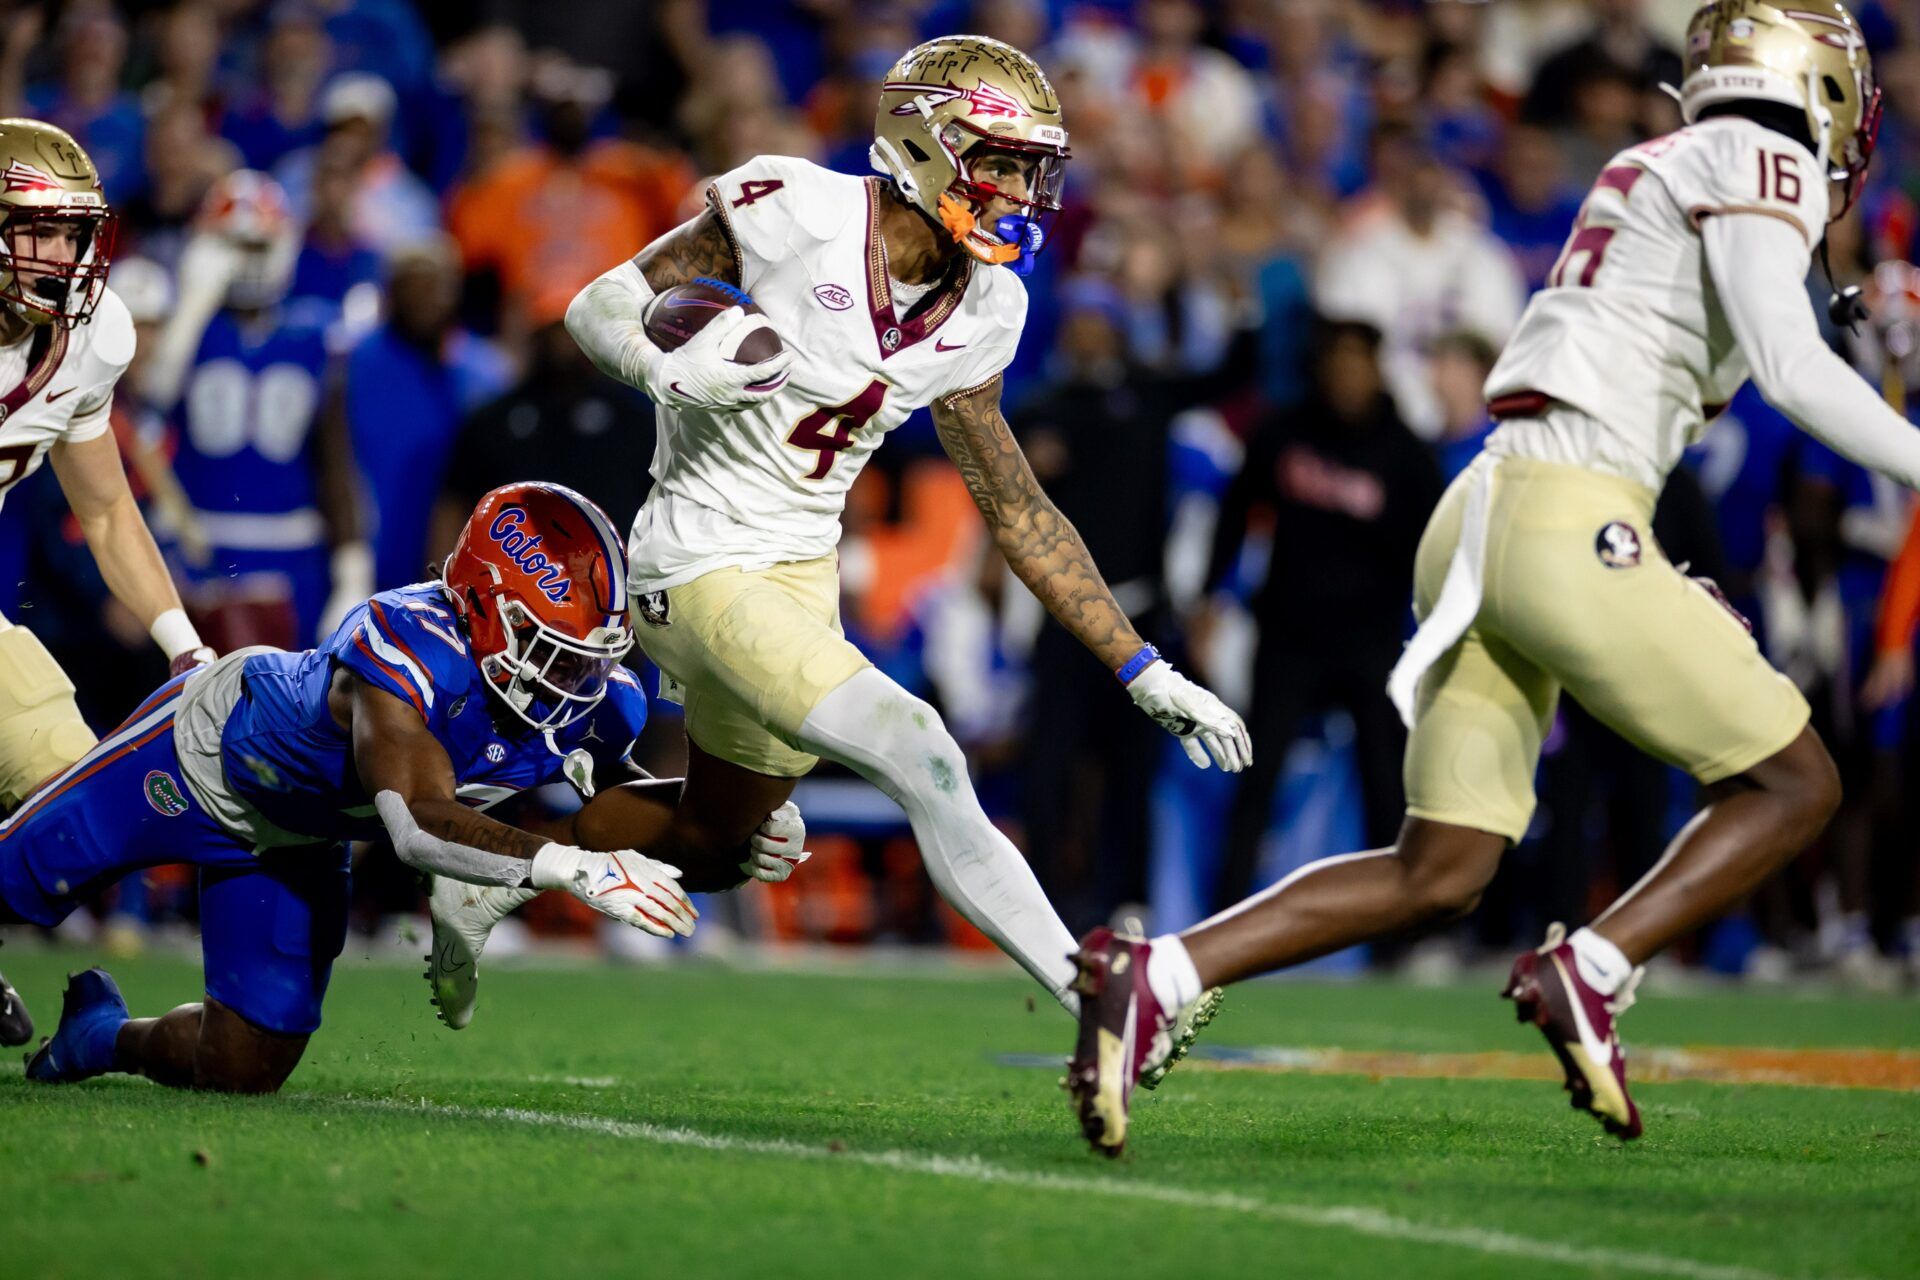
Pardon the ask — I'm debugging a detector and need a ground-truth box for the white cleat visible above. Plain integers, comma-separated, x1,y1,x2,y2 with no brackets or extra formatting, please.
425,877,535,1030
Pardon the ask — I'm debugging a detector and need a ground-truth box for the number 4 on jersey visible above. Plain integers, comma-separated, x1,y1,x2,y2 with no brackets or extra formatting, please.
787,380,887,480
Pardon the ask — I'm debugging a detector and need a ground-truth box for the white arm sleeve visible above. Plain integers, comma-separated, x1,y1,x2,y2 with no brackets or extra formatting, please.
1705,213,1920,490
375,790,533,888
563,259,667,396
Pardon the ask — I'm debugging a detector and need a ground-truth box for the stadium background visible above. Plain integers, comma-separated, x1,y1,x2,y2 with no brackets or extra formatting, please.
3,0,1918,988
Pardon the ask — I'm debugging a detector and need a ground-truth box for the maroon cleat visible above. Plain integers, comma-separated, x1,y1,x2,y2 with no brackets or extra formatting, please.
1064,926,1171,1158
1503,924,1644,1139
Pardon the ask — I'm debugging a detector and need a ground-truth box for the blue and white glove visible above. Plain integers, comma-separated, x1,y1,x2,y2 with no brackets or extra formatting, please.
1126,657,1252,772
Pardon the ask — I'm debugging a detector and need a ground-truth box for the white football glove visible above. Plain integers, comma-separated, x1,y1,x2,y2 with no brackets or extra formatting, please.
1127,659,1253,772
648,306,793,412
740,800,810,884
530,844,697,938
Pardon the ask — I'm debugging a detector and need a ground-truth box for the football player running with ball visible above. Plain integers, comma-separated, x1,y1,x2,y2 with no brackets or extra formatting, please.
537,33,1247,1030
1067,0,1913,1155
0,119,217,1048
6,483,798,1093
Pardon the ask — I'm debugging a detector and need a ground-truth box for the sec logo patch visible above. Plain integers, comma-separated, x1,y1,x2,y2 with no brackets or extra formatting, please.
485,743,507,763
144,770,190,816
1596,521,1643,569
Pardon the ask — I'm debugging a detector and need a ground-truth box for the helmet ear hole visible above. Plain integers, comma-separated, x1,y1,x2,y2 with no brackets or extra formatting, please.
1824,75,1845,103
902,138,930,163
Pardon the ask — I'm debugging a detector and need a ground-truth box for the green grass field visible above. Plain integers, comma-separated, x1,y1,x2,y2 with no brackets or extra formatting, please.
1,946,1916,1280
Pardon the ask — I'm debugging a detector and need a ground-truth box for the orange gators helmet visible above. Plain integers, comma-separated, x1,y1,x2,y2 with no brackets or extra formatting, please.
442,482,633,731
195,169,300,309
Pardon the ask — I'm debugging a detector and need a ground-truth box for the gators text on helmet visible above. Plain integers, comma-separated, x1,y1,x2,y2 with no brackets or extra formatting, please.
871,34,1069,268
442,482,634,732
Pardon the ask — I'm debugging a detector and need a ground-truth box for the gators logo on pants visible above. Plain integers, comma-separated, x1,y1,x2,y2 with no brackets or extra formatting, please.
144,770,190,817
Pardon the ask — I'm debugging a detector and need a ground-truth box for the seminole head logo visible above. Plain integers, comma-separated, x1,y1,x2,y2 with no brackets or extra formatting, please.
1,160,58,194
488,507,572,603
886,77,1030,121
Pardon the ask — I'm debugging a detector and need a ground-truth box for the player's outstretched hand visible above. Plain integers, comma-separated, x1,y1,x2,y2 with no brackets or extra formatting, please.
655,307,793,411
1127,659,1252,772
741,800,810,884
530,844,697,937
168,646,216,678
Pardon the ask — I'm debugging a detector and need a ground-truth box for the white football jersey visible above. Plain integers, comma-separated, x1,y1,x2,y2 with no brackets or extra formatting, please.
0,285,135,512
1484,117,1829,491
627,155,1027,593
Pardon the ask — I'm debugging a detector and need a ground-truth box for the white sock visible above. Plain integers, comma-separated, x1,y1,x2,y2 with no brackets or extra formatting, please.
1146,934,1202,1013
1569,927,1632,996
799,668,1081,1015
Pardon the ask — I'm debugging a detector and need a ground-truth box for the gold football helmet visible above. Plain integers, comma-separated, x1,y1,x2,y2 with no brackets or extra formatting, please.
1679,0,1881,216
871,34,1069,266
0,118,115,327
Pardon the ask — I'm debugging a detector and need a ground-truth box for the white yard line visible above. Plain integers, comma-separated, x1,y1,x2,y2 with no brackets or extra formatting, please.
328,1095,1806,1280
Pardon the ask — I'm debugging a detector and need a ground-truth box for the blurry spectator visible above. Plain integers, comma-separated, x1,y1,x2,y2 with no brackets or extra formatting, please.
275,72,441,255
147,170,362,649
1262,0,1372,200
803,8,919,176
1477,123,1583,293
1548,55,1645,188
1755,467,1892,983
285,141,382,334
117,99,241,269
340,237,510,591
1316,123,1526,437
449,59,693,340
1012,280,1185,927
218,2,333,172
1128,0,1261,183
6,10,145,203
1421,40,1501,174
1198,320,1442,909
432,284,655,564
1429,329,1497,480
141,1,223,119
1521,0,1682,129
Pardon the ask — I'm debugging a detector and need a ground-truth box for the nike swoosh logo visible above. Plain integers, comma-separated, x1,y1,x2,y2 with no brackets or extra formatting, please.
45,387,75,402
436,939,468,975
935,340,967,352
1551,953,1613,1066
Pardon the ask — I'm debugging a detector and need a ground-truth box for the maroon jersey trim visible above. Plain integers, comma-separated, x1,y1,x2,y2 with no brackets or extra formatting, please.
862,178,973,361
0,322,68,423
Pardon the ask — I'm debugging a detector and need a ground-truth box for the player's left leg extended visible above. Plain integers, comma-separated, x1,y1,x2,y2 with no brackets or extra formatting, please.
633,557,1081,1013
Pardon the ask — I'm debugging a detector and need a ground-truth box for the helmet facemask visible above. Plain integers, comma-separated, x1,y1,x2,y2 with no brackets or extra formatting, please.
933,137,1066,269
480,595,632,732
0,205,116,327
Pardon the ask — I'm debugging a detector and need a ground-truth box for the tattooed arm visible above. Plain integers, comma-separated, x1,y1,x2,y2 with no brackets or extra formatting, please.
347,671,547,865
633,204,742,291
565,202,788,406
931,375,1145,670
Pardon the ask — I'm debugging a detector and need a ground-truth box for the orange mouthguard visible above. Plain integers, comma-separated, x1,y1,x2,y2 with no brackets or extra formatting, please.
938,192,1021,265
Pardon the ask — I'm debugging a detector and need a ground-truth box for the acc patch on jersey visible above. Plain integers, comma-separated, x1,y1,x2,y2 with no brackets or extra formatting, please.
144,770,191,817
1596,521,1643,569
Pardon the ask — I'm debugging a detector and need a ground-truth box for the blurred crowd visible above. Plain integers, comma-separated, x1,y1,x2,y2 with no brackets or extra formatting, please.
5,0,1920,986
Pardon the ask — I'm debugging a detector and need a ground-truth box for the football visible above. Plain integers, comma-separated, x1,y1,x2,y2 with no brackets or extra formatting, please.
643,278,784,365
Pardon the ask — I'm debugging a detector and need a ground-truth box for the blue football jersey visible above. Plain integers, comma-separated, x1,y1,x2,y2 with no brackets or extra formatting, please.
217,582,648,843
172,310,332,538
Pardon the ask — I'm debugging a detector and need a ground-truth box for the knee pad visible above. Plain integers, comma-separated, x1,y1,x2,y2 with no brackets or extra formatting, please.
0,627,97,809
